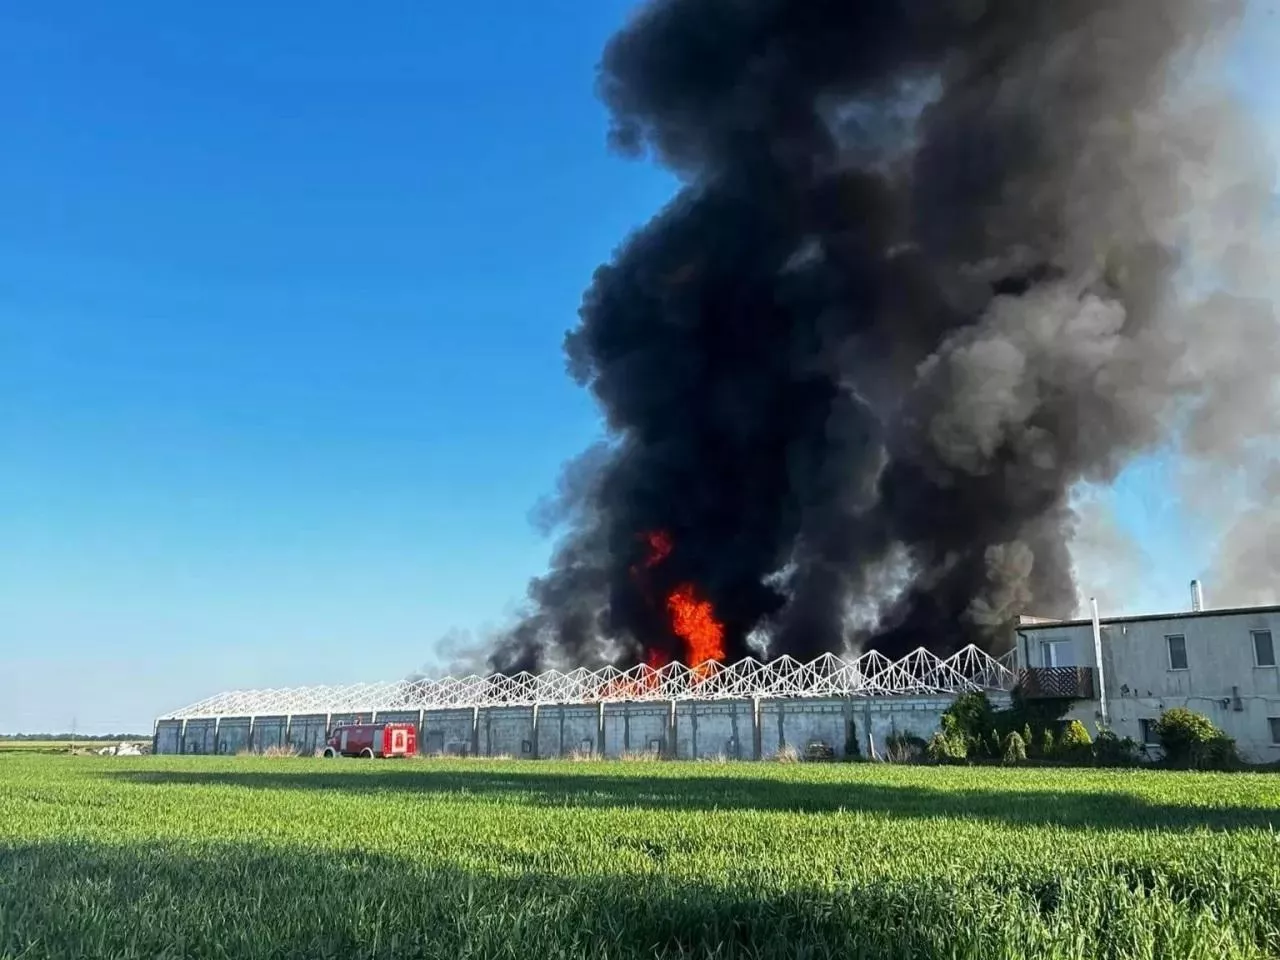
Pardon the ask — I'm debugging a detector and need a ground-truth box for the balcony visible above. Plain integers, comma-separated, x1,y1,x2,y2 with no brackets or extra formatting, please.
1017,666,1096,700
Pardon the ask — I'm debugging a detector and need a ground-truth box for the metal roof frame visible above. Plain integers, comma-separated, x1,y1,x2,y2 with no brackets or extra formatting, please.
159,644,1018,720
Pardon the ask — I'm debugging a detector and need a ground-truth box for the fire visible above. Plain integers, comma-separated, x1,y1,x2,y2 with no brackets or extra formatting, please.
599,652,665,699
632,528,726,676
666,583,726,670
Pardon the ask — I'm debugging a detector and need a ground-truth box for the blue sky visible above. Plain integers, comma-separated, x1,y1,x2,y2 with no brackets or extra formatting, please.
1,4,1275,733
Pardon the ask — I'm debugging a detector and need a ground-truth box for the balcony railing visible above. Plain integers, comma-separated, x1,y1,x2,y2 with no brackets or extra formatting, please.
1017,667,1096,700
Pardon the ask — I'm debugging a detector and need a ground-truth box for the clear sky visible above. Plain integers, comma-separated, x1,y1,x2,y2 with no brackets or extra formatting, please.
1,3,1276,734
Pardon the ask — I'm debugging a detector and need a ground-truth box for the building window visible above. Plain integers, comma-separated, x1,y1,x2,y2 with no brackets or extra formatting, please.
1166,635,1188,671
1270,718,1280,746
1139,719,1160,745
1040,639,1072,668
1253,630,1276,668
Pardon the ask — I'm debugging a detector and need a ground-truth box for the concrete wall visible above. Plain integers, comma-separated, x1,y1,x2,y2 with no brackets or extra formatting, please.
861,697,963,756
536,704,601,758
216,718,251,754
182,719,217,755
251,716,287,751
1021,609,1280,762
154,720,182,755
602,702,669,757
287,715,329,754
422,708,478,756
481,706,537,758
373,711,421,725
674,700,754,759
759,699,848,757
156,694,1002,759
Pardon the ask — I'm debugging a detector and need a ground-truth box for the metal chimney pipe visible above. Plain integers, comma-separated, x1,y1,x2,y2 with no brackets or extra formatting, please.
1190,579,1204,612
1090,597,1108,728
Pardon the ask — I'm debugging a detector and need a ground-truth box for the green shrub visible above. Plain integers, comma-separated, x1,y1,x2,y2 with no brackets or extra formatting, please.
1152,707,1238,769
1001,731,1027,765
947,692,995,738
1190,734,1241,771
1061,720,1092,747
1040,729,1056,759
1057,721,1093,764
926,730,967,763
937,694,1003,759
1092,728,1140,767
937,691,1077,763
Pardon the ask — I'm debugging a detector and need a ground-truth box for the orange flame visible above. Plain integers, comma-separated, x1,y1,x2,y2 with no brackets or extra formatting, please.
666,583,726,673
632,528,726,676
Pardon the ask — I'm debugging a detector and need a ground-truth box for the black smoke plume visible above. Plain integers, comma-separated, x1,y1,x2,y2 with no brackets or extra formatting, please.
490,0,1273,673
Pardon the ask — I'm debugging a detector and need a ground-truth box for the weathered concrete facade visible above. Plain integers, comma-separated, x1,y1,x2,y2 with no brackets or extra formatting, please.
153,693,984,759
1017,604,1280,762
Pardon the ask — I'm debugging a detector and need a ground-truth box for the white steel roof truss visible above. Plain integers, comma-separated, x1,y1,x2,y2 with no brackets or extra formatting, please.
159,643,1018,720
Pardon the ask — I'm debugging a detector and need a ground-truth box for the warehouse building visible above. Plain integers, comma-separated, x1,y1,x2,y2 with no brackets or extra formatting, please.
154,590,1280,762
153,645,1018,760
1014,585,1280,762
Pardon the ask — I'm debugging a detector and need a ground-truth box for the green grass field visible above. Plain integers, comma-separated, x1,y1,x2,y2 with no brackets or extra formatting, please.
1,755,1278,959
0,741,78,754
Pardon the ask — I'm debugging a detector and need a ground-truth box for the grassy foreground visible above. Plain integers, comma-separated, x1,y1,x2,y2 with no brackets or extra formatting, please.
1,756,1278,959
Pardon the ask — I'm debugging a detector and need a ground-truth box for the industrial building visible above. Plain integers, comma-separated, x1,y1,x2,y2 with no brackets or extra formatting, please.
1014,585,1280,762
153,645,1017,760
154,588,1280,763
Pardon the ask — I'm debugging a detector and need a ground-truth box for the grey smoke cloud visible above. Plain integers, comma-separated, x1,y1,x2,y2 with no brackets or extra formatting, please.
488,0,1274,672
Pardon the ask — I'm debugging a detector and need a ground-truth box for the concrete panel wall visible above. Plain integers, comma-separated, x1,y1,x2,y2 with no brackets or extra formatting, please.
482,706,537,757
155,720,182,755
602,703,670,757
422,708,477,756
758,699,850,757
216,719,251,754
374,710,421,725
251,716,287,751
860,698,955,757
151,693,1006,759
674,700,753,759
536,704,601,758
182,719,217,755
287,715,329,754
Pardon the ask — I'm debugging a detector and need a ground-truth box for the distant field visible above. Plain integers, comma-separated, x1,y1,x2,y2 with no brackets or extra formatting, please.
0,741,76,754
1,756,1278,960
0,740,147,755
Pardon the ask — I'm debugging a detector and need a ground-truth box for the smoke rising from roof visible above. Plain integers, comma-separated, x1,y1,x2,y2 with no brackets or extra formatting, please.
490,0,1276,672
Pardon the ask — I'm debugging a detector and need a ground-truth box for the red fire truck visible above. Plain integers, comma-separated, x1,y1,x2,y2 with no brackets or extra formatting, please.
322,721,417,758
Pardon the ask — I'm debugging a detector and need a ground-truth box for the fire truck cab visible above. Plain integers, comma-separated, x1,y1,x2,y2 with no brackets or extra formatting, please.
322,721,417,759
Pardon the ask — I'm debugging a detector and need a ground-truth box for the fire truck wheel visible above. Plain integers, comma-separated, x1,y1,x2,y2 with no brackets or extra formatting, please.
322,747,337,758
360,748,375,759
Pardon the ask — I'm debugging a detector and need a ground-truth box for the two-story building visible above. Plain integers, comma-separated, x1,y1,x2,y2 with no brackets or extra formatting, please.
1013,596,1280,762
